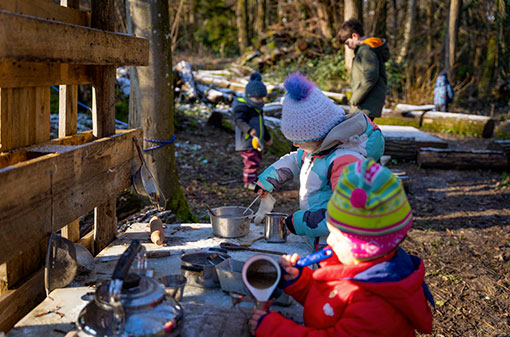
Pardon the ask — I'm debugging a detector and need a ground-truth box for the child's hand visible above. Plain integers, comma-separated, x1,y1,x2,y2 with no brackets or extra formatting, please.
279,253,301,281
256,188,268,198
249,308,268,334
266,138,273,146
250,129,257,137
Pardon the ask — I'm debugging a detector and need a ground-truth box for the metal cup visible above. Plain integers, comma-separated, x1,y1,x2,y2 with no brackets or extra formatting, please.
264,213,288,243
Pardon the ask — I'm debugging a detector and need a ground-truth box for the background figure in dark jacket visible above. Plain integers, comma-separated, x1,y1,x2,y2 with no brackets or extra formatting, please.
338,18,390,120
434,71,454,112
233,72,272,190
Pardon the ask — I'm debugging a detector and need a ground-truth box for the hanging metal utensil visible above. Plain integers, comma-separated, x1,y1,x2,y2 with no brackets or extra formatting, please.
44,170,78,296
132,136,167,210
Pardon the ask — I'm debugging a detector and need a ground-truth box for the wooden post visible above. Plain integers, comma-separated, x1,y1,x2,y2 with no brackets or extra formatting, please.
60,0,81,243
91,0,118,254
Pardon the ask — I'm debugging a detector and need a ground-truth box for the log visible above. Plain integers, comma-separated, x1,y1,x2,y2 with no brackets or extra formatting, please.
418,148,508,170
383,137,417,160
487,140,510,158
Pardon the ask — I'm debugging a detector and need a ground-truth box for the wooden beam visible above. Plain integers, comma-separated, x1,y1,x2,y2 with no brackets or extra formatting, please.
0,87,50,151
0,129,141,264
0,10,149,66
91,0,119,255
0,0,89,26
0,62,93,88
0,269,45,333
418,148,509,170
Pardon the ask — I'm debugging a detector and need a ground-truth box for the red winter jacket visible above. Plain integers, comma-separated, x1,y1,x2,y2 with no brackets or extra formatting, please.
256,248,434,337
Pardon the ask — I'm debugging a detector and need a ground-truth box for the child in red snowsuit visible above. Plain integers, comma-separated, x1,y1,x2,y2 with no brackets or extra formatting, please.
250,160,434,336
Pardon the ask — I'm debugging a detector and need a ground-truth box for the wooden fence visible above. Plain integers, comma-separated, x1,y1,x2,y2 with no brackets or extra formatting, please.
0,0,149,331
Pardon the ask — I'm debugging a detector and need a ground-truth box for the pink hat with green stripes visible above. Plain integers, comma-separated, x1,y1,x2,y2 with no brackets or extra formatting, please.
326,160,412,261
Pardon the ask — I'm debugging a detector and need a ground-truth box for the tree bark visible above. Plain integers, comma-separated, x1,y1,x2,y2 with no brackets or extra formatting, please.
447,0,462,79
236,0,249,53
344,0,361,71
317,0,333,40
127,0,193,221
397,0,416,63
373,0,388,39
256,0,266,35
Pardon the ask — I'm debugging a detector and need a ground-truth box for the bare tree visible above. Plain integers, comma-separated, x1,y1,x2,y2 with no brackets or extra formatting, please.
397,0,417,63
127,0,193,220
344,0,362,71
236,0,249,52
447,0,462,77
317,0,333,40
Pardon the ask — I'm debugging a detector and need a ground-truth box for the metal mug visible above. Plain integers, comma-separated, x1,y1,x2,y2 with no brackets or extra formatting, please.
264,213,288,243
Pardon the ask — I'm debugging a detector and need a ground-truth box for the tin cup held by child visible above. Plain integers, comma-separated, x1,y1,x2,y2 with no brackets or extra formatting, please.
264,213,288,243
159,274,187,301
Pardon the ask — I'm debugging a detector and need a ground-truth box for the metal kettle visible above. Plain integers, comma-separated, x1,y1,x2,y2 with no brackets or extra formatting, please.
76,240,183,336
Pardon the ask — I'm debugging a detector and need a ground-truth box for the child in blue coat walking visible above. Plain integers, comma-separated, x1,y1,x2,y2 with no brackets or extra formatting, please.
433,72,454,112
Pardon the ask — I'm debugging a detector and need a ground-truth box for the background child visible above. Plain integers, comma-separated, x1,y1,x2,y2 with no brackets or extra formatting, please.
233,72,272,190
250,159,434,336
434,71,454,112
338,18,390,120
255,73,384,248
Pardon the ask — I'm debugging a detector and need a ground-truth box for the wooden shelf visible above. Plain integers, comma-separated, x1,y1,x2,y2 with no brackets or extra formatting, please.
0,9,149,66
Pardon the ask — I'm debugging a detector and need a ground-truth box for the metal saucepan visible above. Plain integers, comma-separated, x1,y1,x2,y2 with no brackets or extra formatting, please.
209,206,254,238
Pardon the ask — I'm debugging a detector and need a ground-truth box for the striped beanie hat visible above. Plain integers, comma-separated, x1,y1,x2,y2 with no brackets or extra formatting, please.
326,160,412,261
281,73,345,142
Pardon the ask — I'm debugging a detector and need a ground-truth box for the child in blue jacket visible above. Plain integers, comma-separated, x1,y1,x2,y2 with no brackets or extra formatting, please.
255,73,385,249
233,72,272,190
433,72,454,112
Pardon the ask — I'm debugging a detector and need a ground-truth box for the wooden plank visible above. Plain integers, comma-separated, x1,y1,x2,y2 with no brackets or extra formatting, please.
61,219,80,242
379,125,448,149
418,148,509,170
78,231,95,255
0,269,45,333
0,0,89,26
0,62,93,88
0,129,141,264
0,87,51,151
0,10,149,66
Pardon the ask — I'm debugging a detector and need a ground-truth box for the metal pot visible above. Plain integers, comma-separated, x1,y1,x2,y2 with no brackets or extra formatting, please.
180,251,230,289
210,206,253,238
76,240,183,336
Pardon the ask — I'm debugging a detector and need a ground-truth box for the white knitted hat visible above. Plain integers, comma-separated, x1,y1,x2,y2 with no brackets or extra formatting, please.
281,73,345,142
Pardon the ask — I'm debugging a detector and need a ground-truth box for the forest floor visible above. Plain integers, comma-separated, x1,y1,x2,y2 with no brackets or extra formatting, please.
150,108,510,337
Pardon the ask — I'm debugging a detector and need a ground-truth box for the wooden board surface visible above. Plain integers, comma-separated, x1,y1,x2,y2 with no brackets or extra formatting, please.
0,10,149,66
0,62,93,88
0,129,142,264
0,269,45,333
379,125,448,148
0,0,89,26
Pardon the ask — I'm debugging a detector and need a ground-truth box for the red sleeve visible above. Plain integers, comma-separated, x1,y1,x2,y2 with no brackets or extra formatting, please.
329,155,362,192
283,267,314,305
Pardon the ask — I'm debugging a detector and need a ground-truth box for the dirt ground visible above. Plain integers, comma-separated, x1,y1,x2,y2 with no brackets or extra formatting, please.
158,110,510,336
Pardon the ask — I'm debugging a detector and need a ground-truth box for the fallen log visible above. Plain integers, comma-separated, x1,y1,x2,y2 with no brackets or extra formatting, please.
487,140,510,158
417,148,508,170
384,137,417,160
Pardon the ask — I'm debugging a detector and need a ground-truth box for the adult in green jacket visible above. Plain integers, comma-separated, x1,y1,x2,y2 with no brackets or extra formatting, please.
339,18,390,120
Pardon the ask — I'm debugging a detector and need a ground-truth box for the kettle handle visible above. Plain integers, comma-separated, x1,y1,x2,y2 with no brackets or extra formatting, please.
113,240,141,280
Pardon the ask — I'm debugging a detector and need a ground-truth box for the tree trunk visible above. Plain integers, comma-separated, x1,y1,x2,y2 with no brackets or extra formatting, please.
426,0,433,66
127,0,193,221
373,0,388,39
344,0,361,71
317,0,333,40
236,0,249,53
448,0,462,79
255,0,266,35
397,0,416,63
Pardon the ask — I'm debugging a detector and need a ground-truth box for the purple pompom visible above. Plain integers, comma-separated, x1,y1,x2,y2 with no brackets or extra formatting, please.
284,73,314,101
